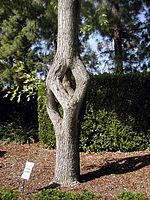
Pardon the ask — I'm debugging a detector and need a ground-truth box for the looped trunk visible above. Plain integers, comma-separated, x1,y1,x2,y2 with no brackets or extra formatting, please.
46,0,89,186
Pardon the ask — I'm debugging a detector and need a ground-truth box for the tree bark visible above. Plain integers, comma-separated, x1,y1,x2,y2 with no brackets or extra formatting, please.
114,28,123,74
112,2,123,74
46,0,89,186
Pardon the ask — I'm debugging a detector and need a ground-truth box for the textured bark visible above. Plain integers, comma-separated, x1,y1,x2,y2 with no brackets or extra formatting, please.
112,3,123,74
114,29,123,74
46,0,89,186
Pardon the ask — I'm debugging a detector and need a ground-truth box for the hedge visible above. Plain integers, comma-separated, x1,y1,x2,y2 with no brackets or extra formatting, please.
0,89,38,144
33,189,100,200
38,73,150,151
0,187,149,200
38,82,55,148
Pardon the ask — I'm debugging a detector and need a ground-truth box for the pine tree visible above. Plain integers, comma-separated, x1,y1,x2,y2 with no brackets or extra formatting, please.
82,0,150,73
0,0,57,84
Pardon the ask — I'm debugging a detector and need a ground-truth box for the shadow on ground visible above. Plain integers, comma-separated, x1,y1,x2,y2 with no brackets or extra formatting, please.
0,150,6,157
35,153,150,191
81,154,150,182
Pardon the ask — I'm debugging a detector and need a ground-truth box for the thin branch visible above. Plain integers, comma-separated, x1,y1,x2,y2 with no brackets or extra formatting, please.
46,88,62,130
71,56,90,106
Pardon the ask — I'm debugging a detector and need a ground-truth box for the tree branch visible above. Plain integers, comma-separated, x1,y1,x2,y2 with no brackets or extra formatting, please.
46,88,62,130
71,56,90,106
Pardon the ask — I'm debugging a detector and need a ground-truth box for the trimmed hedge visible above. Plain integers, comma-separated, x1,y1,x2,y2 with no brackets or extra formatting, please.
38,82,55,148
80,73,150,152
38,73,150,151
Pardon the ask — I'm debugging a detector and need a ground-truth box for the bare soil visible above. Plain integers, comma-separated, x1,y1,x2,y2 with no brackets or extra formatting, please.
0,142,150,199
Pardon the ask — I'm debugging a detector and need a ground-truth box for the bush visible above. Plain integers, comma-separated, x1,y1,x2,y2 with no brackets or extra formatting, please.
38,82,55,148
116,191,149,200
0,187,17,200
0,121,38,144
33,189,100,200
80,108,149,152
80,73,150,152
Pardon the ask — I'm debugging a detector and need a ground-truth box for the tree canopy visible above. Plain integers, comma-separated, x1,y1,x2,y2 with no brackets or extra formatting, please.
0,0,57,84
82,0,150,73
0,0,149,91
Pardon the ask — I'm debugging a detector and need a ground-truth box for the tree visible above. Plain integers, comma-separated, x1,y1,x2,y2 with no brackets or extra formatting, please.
82,0,150,73
46,0,89,186
0,0,57,84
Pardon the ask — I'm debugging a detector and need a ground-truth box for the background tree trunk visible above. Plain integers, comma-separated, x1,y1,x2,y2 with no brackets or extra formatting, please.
114,29,123,74
46,0,89,186
112,2,123,74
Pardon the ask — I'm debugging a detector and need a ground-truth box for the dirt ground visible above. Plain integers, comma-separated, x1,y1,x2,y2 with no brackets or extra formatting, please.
0,142,150,199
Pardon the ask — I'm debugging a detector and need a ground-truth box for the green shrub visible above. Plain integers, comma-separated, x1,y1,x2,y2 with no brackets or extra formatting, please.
80,191,100,200
116,192,149,200
80,108,149,152
0,187,17,200
0,121,38,144
38,82,55,148
80,73,150,152
33,189,100,200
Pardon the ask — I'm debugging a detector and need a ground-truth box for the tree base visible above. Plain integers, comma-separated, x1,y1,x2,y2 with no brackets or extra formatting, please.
50,179,80,187
48,181,61,189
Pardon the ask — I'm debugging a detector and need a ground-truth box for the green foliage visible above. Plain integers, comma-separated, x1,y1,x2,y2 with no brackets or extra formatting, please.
0,187,17,200
81,0,150,73
33,189,100,200
1,0,149,78
96,2,109,32
0,89,38,144
79,191,100,200
80,73,150,152
80,108,148,152
38,82,55,148
38,73,150,152
0,188,149,200
0,0,57,92
116,192,149,200
2,61,38,103
0,121,37,144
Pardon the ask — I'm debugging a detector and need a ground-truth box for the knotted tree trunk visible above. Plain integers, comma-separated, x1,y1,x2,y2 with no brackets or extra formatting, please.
46,0,89,186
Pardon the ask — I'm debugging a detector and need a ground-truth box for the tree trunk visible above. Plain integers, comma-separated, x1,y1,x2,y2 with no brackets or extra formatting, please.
112,2,123,74
46,0,89,186
114,29,123,74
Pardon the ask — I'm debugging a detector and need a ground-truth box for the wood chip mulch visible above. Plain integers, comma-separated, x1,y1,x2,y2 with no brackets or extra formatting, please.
0,142,150,199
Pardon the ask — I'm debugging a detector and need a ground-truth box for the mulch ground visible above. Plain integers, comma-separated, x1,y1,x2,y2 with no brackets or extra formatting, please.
0,142,150,199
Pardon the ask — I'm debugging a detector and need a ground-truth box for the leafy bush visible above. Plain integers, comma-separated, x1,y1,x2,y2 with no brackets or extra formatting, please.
80,108,149,152
38,82,55,148
80,73,150,152
0,187,17,200
0,110,38,144
0,188,149,200
0,121,38,144
116,192,149,200
33,189,100,200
